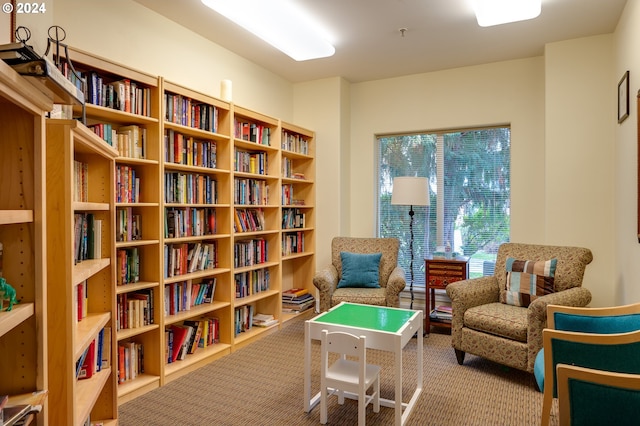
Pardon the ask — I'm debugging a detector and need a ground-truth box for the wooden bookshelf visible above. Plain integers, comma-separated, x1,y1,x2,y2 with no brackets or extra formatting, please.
231,105,282,345
45,119,118,426
161,80,233,383
62,47,165,405
279,122,316,322
0,59,52,426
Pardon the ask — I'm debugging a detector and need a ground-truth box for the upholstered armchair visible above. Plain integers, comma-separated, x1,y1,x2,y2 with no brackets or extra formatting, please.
445,243,593,373
313,237,406,312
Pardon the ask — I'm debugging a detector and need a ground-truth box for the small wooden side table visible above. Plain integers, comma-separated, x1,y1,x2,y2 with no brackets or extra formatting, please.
425,256,469,333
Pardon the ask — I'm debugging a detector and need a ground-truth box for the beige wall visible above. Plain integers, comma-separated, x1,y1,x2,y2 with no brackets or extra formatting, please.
19,0,294,120
292,77,350,269
348,58,546,242
615,0,640,305
544,35,615,306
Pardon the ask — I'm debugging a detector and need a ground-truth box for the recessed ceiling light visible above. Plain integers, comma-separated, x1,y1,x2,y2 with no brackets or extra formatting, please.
201,0,335,61
474,0,541,27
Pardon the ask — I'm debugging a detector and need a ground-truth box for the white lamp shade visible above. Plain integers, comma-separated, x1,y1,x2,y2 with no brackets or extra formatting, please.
391,177,429,206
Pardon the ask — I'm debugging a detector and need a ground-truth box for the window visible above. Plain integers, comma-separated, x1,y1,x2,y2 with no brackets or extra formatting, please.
377,127,510,291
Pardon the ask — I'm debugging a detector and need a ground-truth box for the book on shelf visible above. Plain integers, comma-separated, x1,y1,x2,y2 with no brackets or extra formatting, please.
253,313,278,327
77,339,96,380
282,287,308,299
430,305,452,321
102,327,112,369
183,320,203,355
168,324,190,363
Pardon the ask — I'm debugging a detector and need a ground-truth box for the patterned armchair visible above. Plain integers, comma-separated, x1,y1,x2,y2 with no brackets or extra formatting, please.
313,237,406,312
445,243,593,373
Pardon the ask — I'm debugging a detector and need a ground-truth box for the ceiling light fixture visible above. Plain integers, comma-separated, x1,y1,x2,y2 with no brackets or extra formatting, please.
201,0,335,61
473,0,541,27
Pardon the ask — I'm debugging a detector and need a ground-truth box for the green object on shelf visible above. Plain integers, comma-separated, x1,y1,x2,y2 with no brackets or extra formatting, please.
0,277,18,311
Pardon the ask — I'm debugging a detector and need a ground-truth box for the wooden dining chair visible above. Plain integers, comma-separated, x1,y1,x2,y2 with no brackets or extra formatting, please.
320,330,380,426
557,364,640,425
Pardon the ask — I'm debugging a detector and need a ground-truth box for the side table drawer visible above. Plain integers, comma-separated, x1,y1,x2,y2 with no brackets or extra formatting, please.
427,263,467,288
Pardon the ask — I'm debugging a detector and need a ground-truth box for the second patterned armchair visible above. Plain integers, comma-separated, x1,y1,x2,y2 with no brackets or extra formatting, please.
313,237,406,312
446,243,593,373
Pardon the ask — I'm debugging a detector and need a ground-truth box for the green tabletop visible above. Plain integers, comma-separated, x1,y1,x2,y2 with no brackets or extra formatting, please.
312,302,415,333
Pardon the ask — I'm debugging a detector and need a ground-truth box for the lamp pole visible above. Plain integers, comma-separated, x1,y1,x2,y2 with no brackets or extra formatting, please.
408,205,415,310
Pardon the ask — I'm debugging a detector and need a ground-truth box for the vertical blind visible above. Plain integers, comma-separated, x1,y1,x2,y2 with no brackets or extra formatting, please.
377,127,511,288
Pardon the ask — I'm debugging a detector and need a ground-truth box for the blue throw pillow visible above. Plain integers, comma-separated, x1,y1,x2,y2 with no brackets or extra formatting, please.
337,252,382,288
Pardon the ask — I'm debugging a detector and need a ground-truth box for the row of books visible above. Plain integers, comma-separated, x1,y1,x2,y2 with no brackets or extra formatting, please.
233,207,265,233
234,119,271,146
74,213,102,264
118,340,144,384
165,207,217,239
74,160,89,202
235,305,254,335
77,327,111,381
116,207,142,242
282,208,306,229
164,278,217,316
116,165,141,203
90,123,146,158
166,316,220,364
164,171,219,204
164,129,218,168
116,290,154,331
164,92,219,133
234,269,270,298
282,288,315,314
163,242,218,278
282,231,305,256
234,177,270,205
235,149,267,175
116,247,140,285
282,130,309,154
85,72,152,117
233,238,268,268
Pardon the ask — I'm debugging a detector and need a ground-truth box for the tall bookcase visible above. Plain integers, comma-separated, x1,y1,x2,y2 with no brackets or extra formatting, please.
232,106,282,348
280,122,316,321
161,80,233,382
61,47,165,405
0,60,52,426
45,119,119,426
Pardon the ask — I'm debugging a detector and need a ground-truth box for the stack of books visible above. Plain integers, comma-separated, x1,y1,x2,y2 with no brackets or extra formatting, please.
282,288,315,314
252,313,278,327
430,305,453,322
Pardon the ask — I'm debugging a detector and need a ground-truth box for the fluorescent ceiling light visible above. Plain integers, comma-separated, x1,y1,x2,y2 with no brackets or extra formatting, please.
474,0,541,27
201,0,335,61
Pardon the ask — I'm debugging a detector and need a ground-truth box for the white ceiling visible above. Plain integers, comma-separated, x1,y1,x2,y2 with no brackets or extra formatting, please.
133,0,627,83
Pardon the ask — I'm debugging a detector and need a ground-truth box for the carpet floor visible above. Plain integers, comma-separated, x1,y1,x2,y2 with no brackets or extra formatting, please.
119,313,557,425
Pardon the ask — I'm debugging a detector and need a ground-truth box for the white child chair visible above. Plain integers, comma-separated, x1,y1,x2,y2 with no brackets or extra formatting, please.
320,330,381,425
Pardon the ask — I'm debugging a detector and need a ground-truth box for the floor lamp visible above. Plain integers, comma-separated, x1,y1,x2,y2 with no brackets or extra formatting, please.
391,177,429,310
